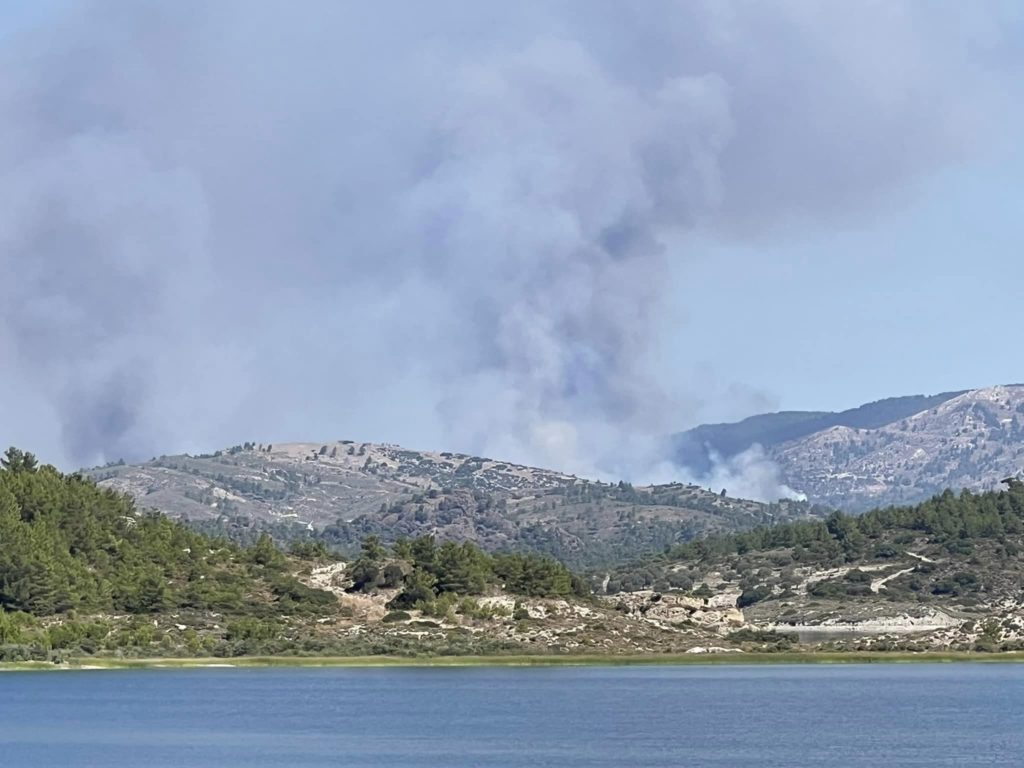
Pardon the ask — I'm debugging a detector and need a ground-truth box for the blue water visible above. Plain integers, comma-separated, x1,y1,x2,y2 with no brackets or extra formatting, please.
2,664,1023,766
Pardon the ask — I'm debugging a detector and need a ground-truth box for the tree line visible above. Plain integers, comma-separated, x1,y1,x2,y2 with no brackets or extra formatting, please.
0,447,334,618
346,534,589,612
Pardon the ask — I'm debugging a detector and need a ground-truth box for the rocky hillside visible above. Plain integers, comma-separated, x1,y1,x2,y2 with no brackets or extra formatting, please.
673,389,967,475
90,441,820,567
599,482,1024,652
0,451,758,660
676,385,1024,511
16,448,1024,658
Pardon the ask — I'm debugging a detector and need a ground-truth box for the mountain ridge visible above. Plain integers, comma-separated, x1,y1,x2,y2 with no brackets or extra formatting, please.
675,384,1024,511
673,389,969,473
91,441,820,567
87,384,1024,567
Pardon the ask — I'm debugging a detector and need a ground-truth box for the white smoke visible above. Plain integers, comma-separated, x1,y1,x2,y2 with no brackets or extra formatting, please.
696,445,806,503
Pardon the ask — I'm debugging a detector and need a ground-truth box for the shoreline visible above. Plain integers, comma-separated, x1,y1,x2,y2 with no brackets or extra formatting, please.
5,651,1024,671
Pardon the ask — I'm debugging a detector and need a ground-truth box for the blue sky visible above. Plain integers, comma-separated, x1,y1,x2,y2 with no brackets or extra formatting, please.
1,2,1022,476
0,1,61,40
668,145,1024,421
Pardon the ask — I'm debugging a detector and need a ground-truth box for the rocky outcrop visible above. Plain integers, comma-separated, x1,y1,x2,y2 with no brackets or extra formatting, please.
609,590,745,633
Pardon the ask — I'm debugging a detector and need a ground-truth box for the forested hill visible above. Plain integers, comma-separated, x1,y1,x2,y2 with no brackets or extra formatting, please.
7,446,1024,658
2,447,737,661
600,482,1024,651
0,447,335,618
0,447,576,622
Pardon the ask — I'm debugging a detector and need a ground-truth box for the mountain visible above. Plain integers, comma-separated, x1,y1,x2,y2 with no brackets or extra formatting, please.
600,483,1024,652
673,390,967,473
674,385,1024,511
90,441,821,568
85,384,1024,568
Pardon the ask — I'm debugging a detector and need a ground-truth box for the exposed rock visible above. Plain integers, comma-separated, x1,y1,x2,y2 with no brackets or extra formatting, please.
770,385,1024,510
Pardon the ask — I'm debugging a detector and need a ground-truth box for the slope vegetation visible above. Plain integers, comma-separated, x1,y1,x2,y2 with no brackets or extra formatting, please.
602,482,1024,651
92,442,821,567
0,448,765,661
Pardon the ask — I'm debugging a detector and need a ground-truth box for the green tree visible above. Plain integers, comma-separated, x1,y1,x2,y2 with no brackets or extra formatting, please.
1,447,38,474
388,569,437,610
249,533,284,568
360,535,387,562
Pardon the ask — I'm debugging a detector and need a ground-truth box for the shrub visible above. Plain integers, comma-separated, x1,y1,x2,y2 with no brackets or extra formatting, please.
844,569,872,583
727,628,798,645
737,585,772,608
381,563,405,589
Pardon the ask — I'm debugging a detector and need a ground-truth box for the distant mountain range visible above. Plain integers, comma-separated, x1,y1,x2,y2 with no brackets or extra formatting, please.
89,385,1024,566
673,384,1024,511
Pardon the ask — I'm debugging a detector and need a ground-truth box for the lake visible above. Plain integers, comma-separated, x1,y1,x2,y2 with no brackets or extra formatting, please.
2,664,1022,766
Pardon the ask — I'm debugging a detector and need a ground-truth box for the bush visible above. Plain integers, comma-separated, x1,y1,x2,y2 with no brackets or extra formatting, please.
226,618,281,641
844,569,872,583
270,577,336,612
666,572,693,591
288,540,333,560
727,628,798,645
692,584,713,599
807,579,846,599
737,585,772,608
347,561,381,592
382,611,411,623
381,563,405,589
417,592,458,618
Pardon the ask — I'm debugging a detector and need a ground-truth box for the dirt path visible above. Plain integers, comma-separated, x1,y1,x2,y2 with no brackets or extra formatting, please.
870,567,916,593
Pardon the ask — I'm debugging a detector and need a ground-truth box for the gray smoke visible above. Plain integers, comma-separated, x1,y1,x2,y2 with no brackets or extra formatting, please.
0,2,1020,489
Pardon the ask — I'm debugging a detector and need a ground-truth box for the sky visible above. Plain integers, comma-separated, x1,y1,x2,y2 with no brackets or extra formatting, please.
1,1,1022,491
669,146,1024,422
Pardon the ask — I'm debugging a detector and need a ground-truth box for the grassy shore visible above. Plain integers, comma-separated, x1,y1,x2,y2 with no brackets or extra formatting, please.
4,650,1024,671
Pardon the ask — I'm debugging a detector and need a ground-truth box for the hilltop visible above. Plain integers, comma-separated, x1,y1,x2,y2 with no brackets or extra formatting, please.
91,442,819,567
674,385,1024,511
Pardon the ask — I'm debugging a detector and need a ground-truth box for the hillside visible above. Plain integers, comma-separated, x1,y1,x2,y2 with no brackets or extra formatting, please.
600,482,1024,652
91,442,820,567
0,447,338,659
8,448,1024,661
675,385,1024,511
774,386,1024,510
0,448,807,660
672,390,966,474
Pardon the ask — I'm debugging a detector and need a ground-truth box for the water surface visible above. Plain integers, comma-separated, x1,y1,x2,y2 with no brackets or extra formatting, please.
2,664,1022,766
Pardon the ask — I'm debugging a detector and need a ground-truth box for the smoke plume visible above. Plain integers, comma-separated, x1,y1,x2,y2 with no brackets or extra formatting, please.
0,2,1020,498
